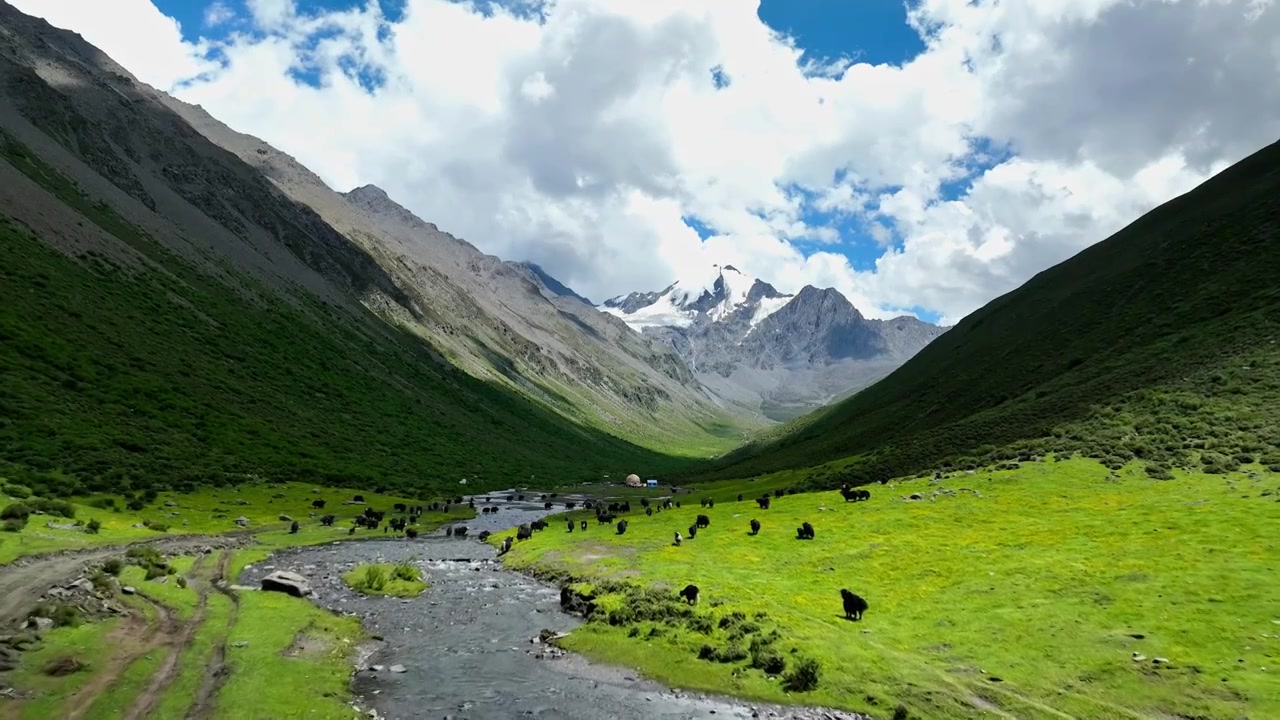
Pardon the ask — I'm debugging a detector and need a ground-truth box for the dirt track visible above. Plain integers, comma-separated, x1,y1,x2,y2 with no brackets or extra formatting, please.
0,534,252,629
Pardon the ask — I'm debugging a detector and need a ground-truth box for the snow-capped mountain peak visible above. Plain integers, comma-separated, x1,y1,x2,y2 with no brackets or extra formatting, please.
600,265,791,331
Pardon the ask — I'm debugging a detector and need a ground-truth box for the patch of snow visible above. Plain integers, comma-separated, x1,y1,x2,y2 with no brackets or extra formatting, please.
600,294,696,331
750,293,792,327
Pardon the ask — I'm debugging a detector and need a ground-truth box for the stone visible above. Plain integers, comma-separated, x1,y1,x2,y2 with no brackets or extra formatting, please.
278,514,293,522
389,664,406,673
121,586,137,595
232,641,249,648
32,617,53,632
234,517,250,527
261,570,311,597
1132,653,1147,662
1153,657,1170,664
164,501,178,507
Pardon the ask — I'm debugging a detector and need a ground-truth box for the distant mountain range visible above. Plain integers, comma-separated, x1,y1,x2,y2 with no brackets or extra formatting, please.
601,265,949,420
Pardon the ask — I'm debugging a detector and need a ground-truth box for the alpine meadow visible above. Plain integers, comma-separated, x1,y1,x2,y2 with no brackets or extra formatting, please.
0,1,1277,720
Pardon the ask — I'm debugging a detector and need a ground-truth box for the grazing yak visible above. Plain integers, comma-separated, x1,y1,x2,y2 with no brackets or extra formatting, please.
517,524,533,541
695,514,710,529
687,524,697,539
531,519,548,532
320,514,336,526
545,502,554,510
311,499,326,509
352,495,364,502
796,522,815,540
679,584,700,605
565,502,577,510
567,520,575,533
749,519,760,535
840,487,871,502
454,526,469,537
645,507,653,516
580,519,588,531
478,530,491,540
840,589,868,621
756,496,771,510
501,536,513,554
394,503,407,513
737,493,743,502
445,526,454,537
616,520,629,535
673,531,682,546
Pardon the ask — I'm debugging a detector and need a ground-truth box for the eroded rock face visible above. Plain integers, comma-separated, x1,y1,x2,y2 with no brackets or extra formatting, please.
261,570,311,597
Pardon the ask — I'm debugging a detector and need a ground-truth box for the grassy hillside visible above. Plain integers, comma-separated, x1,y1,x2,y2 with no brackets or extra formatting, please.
0,134,693,498
495,458,1280,719
702,139,1280,485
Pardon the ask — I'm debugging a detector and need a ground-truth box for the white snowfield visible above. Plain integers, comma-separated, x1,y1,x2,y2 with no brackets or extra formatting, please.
600,265,793,332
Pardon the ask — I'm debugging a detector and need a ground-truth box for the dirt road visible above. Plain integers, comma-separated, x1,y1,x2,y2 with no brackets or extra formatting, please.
0,534,251,628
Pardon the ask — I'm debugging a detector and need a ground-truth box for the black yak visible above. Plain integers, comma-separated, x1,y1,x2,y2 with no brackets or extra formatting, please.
616,520,629,535
679,584,700,605
673,531,682,546
517,524,533,541
320,514,336,526
352,494,364,502
312,499,326,509
567,520,575,533
749,519,760,535
696,514,710,529
646,507,653,516
545,502,554,510
756,496,771,510
840,589,868,621
687,524,697,539
454,526,469,537
478,530,491,540
445,525,454,537
580,519,588,531
737,493,743,502
796,522,815,540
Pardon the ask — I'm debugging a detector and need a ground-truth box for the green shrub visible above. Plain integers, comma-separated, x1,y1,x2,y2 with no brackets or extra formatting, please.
142,520,169,532
1,503,32,521
125,498,146,512
30,498,75,519
90,497,116,509
86,518,101,534
3,517,25,532
1144,464,1173,481
750,648,786,675
2,483,32,499
353,565,388,592
783,656,821,692
102,558,123,575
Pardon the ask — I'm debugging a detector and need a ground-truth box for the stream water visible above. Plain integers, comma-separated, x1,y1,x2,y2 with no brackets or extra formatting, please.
237,495,865,720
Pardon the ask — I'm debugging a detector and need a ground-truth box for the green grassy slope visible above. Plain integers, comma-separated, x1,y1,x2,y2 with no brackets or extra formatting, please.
494,458,1280,719
0,135,692,498
703,138,1280,485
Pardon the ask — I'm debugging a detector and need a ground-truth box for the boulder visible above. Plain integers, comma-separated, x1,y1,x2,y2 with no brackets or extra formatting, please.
261,571,312,597
234,517,250,527
278,514,293,522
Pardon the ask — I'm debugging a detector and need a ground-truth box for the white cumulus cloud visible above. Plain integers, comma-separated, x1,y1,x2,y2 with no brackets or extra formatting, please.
9,0,1280,323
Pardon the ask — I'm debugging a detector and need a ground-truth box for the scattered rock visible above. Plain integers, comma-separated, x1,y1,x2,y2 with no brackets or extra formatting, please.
31,617,53,633
1132,653,1147,662
261,570,311,597
389,664,406,673
164,501,178,507
232,641,249,648
1153,657,1170,665
278,514,293,522
121,586,137,595
234,517,250,527
43,656,86,676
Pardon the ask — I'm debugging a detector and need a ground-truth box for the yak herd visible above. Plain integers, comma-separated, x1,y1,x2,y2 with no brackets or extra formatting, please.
496,483,872,622
319,485,871,623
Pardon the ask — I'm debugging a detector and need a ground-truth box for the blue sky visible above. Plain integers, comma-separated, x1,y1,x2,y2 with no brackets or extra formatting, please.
151,0,962,322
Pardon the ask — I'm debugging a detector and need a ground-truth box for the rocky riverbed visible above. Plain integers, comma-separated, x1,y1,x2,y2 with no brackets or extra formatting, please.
237,496,871,720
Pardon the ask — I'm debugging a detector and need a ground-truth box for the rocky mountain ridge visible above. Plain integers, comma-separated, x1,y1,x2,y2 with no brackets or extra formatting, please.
602,266,948,420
